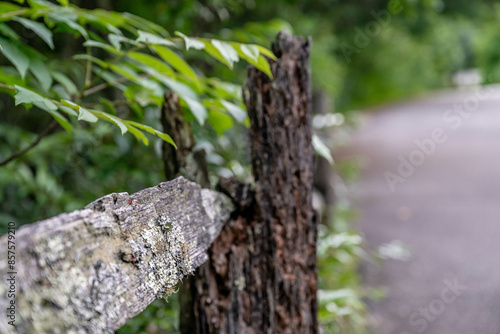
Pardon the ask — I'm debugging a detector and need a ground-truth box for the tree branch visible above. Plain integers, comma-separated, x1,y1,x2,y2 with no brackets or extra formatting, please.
0,120,58,167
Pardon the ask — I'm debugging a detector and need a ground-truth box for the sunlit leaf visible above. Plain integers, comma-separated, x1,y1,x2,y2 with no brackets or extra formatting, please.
92,110,128,134
124,120,176,148
128,51,175,78
312,134,334,165
125,123,148,145
220,100,247,123
208,109,233,136
82,40,121,54
78,106,98,122
255,54,273,79
240,44,259,62
175,31,205,50
257,45,277,61
0,3,23,21
182,97,207,125
211,40,239,69
152,45,199,89
136,30,174,46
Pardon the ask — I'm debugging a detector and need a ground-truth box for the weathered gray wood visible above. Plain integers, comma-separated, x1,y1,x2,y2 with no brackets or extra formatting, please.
0,176,233,334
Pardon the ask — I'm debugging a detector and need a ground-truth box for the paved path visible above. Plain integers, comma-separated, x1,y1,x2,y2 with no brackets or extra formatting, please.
342,86,500,334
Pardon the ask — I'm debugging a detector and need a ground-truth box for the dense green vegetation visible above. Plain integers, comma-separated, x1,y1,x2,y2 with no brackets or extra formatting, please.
1,0,499,333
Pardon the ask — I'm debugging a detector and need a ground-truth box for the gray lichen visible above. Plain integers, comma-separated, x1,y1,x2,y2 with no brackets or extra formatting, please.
139,215,193,299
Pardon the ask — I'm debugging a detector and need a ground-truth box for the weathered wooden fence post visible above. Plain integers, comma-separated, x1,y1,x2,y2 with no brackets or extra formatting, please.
186,31,318,334
0,178,233,334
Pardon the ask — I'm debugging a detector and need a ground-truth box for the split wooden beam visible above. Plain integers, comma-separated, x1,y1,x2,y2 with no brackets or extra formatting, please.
0,177,233,334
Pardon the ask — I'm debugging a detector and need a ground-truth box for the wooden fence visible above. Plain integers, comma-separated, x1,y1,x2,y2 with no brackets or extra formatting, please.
0,32,317,334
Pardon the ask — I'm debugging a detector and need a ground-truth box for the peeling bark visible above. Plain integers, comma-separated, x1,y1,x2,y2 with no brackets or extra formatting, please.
0,177,233,334
188,32,318,334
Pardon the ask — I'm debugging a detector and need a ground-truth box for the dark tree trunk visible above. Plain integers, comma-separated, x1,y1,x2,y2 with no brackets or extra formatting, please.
161,92,209,188
185,32,318,334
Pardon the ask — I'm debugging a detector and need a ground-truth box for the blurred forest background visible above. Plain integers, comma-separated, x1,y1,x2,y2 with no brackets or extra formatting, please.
1,0,499,333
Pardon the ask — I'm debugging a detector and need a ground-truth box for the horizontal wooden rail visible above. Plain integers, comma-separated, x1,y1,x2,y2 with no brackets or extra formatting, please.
0,177,233,333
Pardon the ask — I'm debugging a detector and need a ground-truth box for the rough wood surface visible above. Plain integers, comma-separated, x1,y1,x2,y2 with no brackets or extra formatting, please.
0,177,233,334
187,32,318,334
161,92,210,188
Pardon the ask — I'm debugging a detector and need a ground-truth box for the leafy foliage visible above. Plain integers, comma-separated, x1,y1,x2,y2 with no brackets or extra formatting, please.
0,0,276,150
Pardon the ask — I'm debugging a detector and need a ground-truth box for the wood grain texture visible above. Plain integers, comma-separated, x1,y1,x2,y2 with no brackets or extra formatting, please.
0,177,233,334
188,31,318,334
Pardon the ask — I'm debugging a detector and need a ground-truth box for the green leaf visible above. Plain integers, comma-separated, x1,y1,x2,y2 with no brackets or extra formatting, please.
255,54,273,80
220,100,247,123
0,3,22,21
125,123,148,145
0,68,25,87
182,97,207,125
55,0,68,6
124,120,176,148
73,54,108,68
27,0,55,9
0,23,20,41
46,109,71,133
208,109,233,136
14,85,56,111
78,106,98,123
109,63,139,82
175,31,205,50
92,110,128,134
91,68,127,91
122,12,168,36
312,135,334,165
124,84,161,107
230,43,273,79
48,12,88,39
99,97,117,115
210,40,239,69
156,75,197,100
28,54,52,92
108,33,139,51
12,17,54,49
152,45,200,89
128,51,175,78
57,104,78,117
240,44,259,62
0,38,29,79
257,45,277,61
52,71,78,96
82,40,121,55
136,30,174,46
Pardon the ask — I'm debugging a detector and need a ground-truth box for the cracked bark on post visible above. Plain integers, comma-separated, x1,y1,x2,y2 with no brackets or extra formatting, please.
0,177,233,334
187,32,318,334
161,91,209,188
